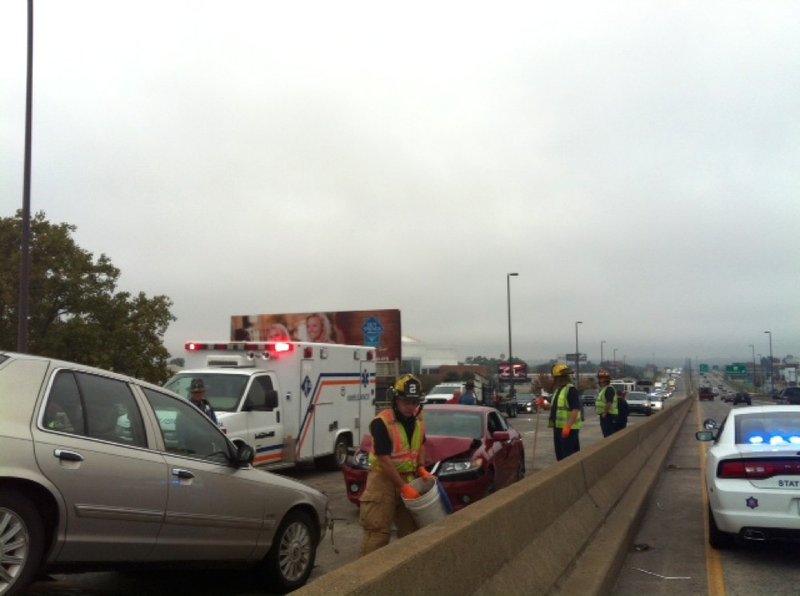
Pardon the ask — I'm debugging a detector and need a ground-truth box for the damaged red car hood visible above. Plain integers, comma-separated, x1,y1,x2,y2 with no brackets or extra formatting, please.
355,435,479,465
424,436,479,464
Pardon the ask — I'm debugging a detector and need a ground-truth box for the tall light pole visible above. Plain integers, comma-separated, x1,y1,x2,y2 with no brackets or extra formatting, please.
623,354,627,377
574,321,582,389
764,330,773,394
749,344,756,387
613,348,618,375
17,0,34,353
600,340,606,368
506,273,519,397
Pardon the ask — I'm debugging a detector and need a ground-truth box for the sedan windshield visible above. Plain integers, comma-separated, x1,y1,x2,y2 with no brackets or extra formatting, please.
424,411,483,439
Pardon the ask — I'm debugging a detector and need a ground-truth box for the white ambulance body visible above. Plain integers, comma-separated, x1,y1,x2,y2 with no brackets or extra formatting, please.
165,341,376,470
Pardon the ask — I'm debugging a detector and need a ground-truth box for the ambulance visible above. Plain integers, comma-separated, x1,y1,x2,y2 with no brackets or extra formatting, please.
165,340,376,470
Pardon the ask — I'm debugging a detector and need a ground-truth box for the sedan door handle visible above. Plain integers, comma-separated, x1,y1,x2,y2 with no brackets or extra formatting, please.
53,449,83,462
255,431,275,439
171,468,195,479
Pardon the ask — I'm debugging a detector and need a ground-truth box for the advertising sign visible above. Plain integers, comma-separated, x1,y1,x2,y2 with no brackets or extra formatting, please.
231,309,401,362
499,361,528,381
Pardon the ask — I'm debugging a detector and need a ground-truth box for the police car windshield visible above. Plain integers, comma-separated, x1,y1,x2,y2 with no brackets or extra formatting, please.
736,412,800,446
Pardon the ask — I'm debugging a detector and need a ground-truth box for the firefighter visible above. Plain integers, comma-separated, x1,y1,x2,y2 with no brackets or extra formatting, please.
360,374,433,556
548,363,583,460
595,369,618,437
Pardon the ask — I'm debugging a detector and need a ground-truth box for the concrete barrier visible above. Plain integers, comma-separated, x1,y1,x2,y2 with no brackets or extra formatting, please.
296,397,693,596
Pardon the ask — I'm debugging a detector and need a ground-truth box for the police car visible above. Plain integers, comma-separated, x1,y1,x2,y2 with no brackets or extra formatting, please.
697,405,800,548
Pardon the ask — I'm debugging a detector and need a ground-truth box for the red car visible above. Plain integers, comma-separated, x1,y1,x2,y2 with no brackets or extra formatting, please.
342,405,525,511
699,387,715,401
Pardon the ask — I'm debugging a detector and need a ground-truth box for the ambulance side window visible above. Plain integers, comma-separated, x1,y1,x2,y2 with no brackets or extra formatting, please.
245,376,277,411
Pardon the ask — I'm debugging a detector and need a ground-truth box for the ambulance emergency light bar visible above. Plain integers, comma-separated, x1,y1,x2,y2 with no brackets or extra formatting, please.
185,341,294,355
185,341,375,361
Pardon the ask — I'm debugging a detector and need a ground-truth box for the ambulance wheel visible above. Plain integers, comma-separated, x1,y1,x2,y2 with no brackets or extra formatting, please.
259,509,317,593
321,435,350,470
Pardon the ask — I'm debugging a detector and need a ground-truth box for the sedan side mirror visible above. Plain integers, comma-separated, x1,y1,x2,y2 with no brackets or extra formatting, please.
235,443,255,466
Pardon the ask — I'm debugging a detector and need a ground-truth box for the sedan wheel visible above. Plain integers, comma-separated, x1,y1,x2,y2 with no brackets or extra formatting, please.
0,491,45,596
260,510,317,593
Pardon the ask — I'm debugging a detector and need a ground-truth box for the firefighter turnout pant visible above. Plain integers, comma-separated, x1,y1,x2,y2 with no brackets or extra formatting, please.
360,469,419,556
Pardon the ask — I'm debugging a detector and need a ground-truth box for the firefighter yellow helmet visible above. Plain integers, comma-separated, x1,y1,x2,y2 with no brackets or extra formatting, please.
393,374,423,401
552,363,574,377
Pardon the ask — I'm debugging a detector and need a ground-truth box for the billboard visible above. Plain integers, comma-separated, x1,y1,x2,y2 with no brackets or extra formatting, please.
499,361,528,382
231,309,401,362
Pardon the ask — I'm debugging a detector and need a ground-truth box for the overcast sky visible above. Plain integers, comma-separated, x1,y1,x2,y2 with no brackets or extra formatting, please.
2,1,798,366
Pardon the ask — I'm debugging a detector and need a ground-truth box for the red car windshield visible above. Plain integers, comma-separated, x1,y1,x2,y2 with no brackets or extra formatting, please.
424,411,483,439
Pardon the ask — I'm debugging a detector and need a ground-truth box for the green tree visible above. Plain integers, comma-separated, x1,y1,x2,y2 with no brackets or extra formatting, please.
1,211,175,383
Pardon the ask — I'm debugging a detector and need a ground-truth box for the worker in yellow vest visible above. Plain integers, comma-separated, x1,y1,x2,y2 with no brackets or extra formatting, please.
595,369,618,437
360,374,434,555
548,363,583,460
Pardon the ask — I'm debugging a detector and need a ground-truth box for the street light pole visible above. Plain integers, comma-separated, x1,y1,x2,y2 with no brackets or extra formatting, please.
575,321,582,389
600,340,606,368
764,330,773,394
507,273,519,398
613,348,618,375
749,344,756,388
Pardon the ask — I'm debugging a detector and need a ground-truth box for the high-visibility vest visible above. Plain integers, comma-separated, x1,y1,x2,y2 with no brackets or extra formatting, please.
552,383,583,429
368,409,424,473
595,386,618,416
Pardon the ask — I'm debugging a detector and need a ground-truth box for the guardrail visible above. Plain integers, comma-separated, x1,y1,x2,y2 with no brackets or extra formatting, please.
296,396,693,596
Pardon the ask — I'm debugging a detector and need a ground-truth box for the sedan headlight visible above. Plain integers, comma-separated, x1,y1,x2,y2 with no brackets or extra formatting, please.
350,450,370,469
438,458,484,479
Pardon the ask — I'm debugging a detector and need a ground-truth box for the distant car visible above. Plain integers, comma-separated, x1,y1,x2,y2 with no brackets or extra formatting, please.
699,387,715,401
648,394,664,412
732,392,752,406
342,405,525,511
581,390,598,407
625,391,653,416
696,406,800,548
0,352,329,595
778,387,800,405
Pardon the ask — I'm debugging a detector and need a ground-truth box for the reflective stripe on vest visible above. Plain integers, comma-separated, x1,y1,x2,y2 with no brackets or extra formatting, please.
595,386,618,416
368,409,424,473
554,384,583,429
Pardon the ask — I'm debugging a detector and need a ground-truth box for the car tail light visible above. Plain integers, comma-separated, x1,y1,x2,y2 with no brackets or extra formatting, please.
718,458,800,479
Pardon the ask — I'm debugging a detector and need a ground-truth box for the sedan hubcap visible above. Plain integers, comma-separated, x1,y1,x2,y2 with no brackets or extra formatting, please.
278,522,312,582
0,507,30,590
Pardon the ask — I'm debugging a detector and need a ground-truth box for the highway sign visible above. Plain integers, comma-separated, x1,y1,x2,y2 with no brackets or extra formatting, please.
565,353,587,363
725,363,748,376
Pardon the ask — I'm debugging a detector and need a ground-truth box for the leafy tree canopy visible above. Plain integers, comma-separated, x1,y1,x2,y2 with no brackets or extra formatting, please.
1,211,176,383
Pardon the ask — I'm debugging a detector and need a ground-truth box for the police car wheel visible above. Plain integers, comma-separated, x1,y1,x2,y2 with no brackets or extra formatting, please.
260,510,317,592
708,505,734,549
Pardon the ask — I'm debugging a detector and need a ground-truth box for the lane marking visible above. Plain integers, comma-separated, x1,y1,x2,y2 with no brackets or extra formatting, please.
696,397,727,596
